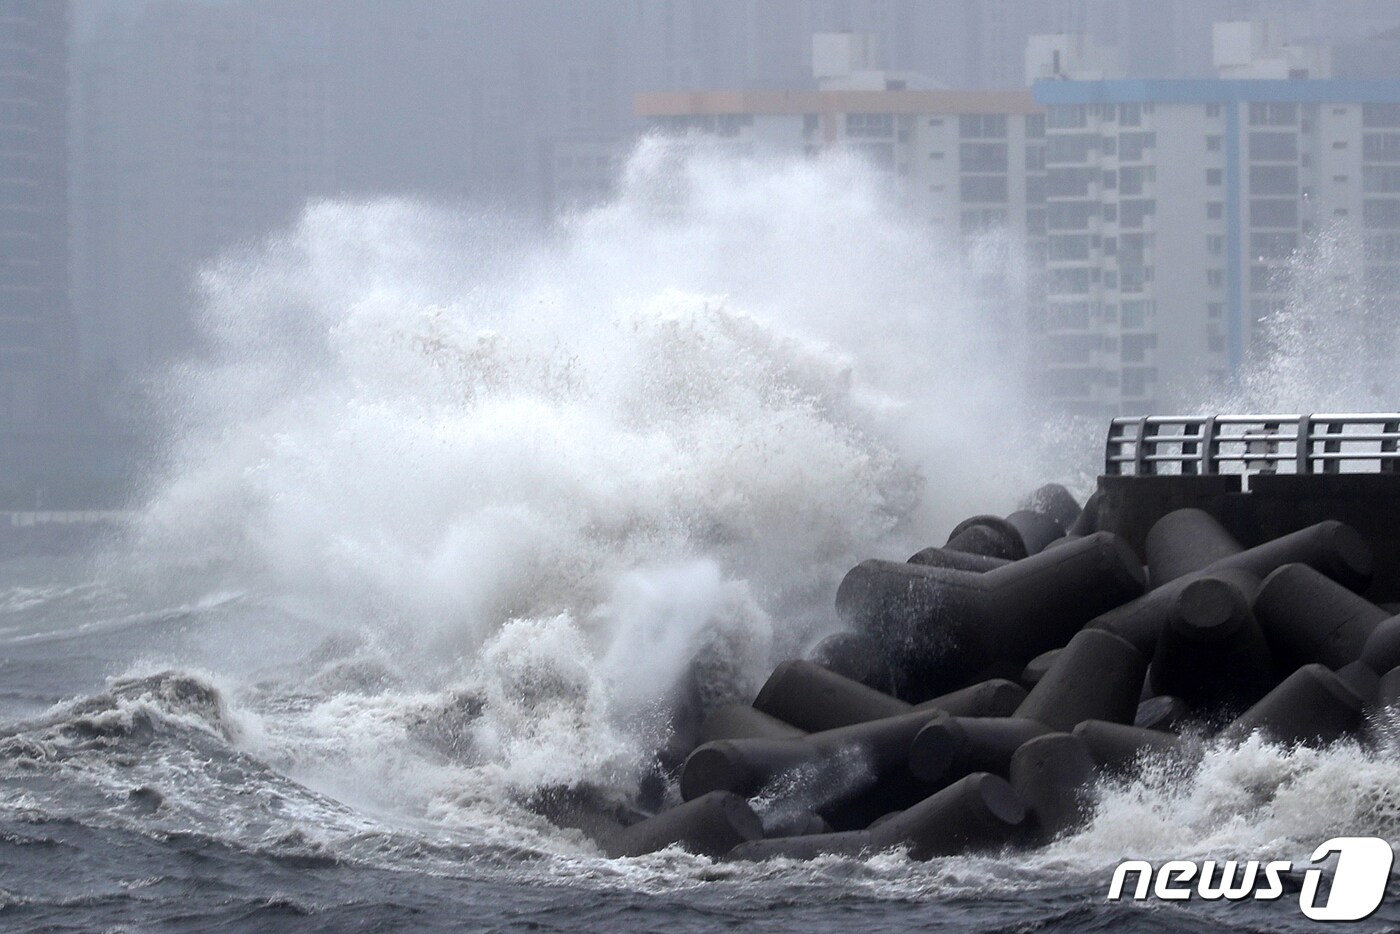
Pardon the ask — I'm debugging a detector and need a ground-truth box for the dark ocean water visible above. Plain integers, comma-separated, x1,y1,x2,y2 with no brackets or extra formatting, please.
3,553,1399,934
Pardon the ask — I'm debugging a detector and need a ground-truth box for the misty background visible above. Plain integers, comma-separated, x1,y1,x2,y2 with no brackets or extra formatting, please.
5,0,1400,510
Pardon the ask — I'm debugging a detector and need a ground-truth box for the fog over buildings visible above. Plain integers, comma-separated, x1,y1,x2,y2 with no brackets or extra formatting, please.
4,0,1400,504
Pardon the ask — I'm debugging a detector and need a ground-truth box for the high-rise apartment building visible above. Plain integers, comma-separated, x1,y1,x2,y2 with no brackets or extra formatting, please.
0,0,73,433
1032,22,1400,415
638,34,1048,351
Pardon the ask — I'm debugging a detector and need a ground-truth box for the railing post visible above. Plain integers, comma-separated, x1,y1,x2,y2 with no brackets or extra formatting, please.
1105,418,1124,476
1200,416,1218,475
1321,418,1343,474
1134,416,1153,476
1383,418,1399,475
1296,414,1312,475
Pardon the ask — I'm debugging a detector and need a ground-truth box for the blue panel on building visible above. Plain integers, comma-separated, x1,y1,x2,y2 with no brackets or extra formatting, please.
1033,79,1400,105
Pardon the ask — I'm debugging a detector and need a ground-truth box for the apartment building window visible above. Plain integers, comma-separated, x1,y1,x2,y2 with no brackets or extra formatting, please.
928,118,944,127
1119,132,1155,161
1026,114,1045,138
961,208,1008,232
1332,140,1349,149
1363,103,1400,127
929,151,945,159
803,113,819,134
1046,105,1087,130
1121,300,1150,328
1365,234,1400,259
960,175,1008,202
1206,168,1222,186
1026,144,1046,170
1103,203,1118,222
1048,234,1090,260
1026,208,1046,235
1103,169,1117,189
1048,302,1091,328
1119,103,1142,127
1049,268,1092,294
1206,103,1222,118
1250,165,1298,195
1207,234,1224,254
1209,333,1226,353
1103,235,1117,256
960,142,1008,172
1027,175,1046,202
1364,165,1400,192
1120,166,1154,195
1251,265,1281,290
1047,134,1098,163
1207,302,1223,319
1207,269,1224,286
1250,198,1298,227
1121,233,1152,262
847,113,894,137
1102,136,1117,156
1364,199,1400,228
1120,199,1155,227
1207,201,1224,219
1121,333,1156,362
960,114,1007,138
1104,270,1118,289
1047,333,1101,363
1047,166,1096,197
1364,133,1400,160
1250,132,1297,161
1249,102,1297,126
1207,135,1222,151
1122,367,1155,396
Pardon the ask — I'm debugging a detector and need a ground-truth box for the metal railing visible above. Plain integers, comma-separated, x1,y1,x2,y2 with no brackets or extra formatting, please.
1105,413,1400,479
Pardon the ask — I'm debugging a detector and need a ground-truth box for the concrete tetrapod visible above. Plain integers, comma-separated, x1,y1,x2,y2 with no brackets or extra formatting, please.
727,773,1026,861
1005,509,1067,556
1021,649,1062,688
608,791,763,858
1090,520,1372,655
1149,571,1275,713
679,708,945,804
1222,663,1364,747
912,679,1028,718
1015,629,1147,732
1335,660,1380,708
1072,720,1184,771
907,715,1052,785
1144,508,1244,588
1009,733,1096,843
696,704,806,744
753,660,909,731
836,532,1145,700
1380,666,1400,709
945,515,1028,560
752,659,1027,732
805,631,888,691
1254,564,1390,669
1361,615,1400,675
1024,483,1082,534
907,545,1010,573
1134,695,1189,731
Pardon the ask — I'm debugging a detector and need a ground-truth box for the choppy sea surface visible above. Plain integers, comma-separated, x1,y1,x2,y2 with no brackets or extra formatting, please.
5,143,1400,931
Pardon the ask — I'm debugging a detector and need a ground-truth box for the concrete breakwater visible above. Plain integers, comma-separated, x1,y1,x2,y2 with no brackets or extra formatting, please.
567,474,1400,862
